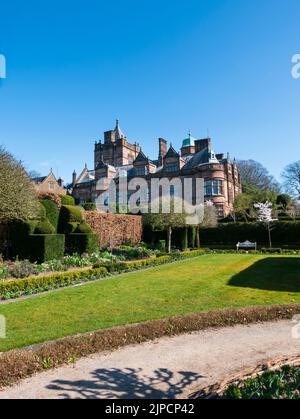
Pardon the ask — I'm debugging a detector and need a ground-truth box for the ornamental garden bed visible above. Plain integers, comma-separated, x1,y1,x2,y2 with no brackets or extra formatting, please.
191,355,300,399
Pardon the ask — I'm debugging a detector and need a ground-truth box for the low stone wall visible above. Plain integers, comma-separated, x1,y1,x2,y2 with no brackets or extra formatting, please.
84,212,143,248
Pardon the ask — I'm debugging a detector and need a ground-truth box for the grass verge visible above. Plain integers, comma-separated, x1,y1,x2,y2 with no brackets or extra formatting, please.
0,304,299,389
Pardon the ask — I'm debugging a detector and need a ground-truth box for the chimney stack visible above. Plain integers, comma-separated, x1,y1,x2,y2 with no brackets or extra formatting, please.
195,138,211,153
158,138,167,166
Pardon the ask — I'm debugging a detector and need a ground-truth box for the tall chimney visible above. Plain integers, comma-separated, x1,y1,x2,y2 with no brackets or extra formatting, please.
158,138,167,166
195,138,211,153
72,170,77,187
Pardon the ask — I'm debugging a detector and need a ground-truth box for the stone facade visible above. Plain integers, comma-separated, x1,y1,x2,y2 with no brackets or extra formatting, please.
32,171,66,195
72,121,242,218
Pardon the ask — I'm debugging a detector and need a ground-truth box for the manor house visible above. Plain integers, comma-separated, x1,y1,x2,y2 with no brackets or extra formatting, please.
72,120,242,217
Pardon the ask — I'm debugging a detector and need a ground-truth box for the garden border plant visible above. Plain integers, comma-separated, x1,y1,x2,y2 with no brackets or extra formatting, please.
0,304,299,389
1,248,300,300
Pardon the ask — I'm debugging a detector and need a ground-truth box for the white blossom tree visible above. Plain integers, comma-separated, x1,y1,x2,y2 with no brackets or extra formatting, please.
254,201,277,248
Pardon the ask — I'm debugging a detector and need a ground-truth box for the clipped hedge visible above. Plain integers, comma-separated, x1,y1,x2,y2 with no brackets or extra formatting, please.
34,220,55,235
65,233,98,255
0,267,108,300
58,205,84,234
200,222,300,246
60,195,75,206
29,234,65,263
40,199,59,230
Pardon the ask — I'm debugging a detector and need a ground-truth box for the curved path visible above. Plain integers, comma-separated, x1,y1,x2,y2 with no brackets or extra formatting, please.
1,320,300,399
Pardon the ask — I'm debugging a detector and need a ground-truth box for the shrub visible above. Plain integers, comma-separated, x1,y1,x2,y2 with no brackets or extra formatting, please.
58,205,84,234
65,233,98,255
34,220,55,235
75,222,93,234
83,202,97,211
40,199,59,229
29,234,65,263
60,195,75,206
8,260,38,279
158,240,166,252
37,192,61,208
0,267,108,299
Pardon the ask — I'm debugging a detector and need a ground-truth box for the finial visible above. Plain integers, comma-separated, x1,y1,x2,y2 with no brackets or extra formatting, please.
116,118,119,127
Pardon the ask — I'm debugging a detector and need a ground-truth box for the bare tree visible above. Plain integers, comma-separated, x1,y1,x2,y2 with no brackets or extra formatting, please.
237,160,280,193
0,147,39,222
282,161,300,196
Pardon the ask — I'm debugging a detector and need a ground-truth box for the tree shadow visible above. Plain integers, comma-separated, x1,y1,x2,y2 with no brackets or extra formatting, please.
46,368,203,399
228,257,300,292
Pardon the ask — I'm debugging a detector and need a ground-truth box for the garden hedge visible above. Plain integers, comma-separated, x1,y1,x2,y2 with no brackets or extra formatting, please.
40,199,59,230
60,195,75,206
65,233,98,255
0,267,108,300
29,234,65,263
57,205,84,234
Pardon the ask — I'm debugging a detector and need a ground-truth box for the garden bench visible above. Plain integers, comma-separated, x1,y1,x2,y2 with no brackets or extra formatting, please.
236,240,257,251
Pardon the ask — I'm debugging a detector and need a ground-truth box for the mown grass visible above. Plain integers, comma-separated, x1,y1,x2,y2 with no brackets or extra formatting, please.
1,254,300,352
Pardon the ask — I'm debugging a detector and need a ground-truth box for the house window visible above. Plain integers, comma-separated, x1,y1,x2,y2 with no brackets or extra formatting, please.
205,180,223,196
165,164,178,173
49,182,55,191
135,167,145,176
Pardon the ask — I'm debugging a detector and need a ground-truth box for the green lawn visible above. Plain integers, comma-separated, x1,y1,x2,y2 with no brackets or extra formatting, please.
1,254,300,352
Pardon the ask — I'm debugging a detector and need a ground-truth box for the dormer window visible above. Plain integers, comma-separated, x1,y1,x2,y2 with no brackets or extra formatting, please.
165,164,178,173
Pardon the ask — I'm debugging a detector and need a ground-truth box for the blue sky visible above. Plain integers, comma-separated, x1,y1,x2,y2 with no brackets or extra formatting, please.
0,0,299,183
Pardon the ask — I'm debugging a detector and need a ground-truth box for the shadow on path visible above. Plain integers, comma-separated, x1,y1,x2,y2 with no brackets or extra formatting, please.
46,368,203,399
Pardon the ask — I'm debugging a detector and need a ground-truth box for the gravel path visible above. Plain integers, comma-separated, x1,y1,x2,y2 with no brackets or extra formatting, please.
1,320,300,399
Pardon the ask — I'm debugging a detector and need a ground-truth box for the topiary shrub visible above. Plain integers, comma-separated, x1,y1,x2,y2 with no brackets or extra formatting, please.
60,195,75,206
65,233,98,255
83,202,96,211
75,222,93,234
65,222,79,234
29,234,65,263
40,199,59,230
34,220,55,235
37,192,61,208
58,205,84,234
38,202,47,221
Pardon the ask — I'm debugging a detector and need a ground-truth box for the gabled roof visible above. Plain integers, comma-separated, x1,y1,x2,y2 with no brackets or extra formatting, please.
134,150,149,164
32,176,47,184
165,144,179,159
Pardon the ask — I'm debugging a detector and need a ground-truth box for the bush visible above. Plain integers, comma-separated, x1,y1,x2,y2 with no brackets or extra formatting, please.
65,233,98,255
199,222,300,247
37,192,61,208
29,234,65,263
8,260,38,279
75,222,93,234
0,267,108,300
34,220,55,235
60,195,75,206
83,202,96,211
40,199,59,229
58,205,84,234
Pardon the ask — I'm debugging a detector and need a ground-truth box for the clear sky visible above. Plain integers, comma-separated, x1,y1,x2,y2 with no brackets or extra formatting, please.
0,0,299,183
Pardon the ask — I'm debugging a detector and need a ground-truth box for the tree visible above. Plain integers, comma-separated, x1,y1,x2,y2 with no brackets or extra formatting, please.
196,201,218,247
0,147,39,222
237,160,280,193
143,198,187,253
282,161,300,196
254,201,277,248
276,194,293,213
